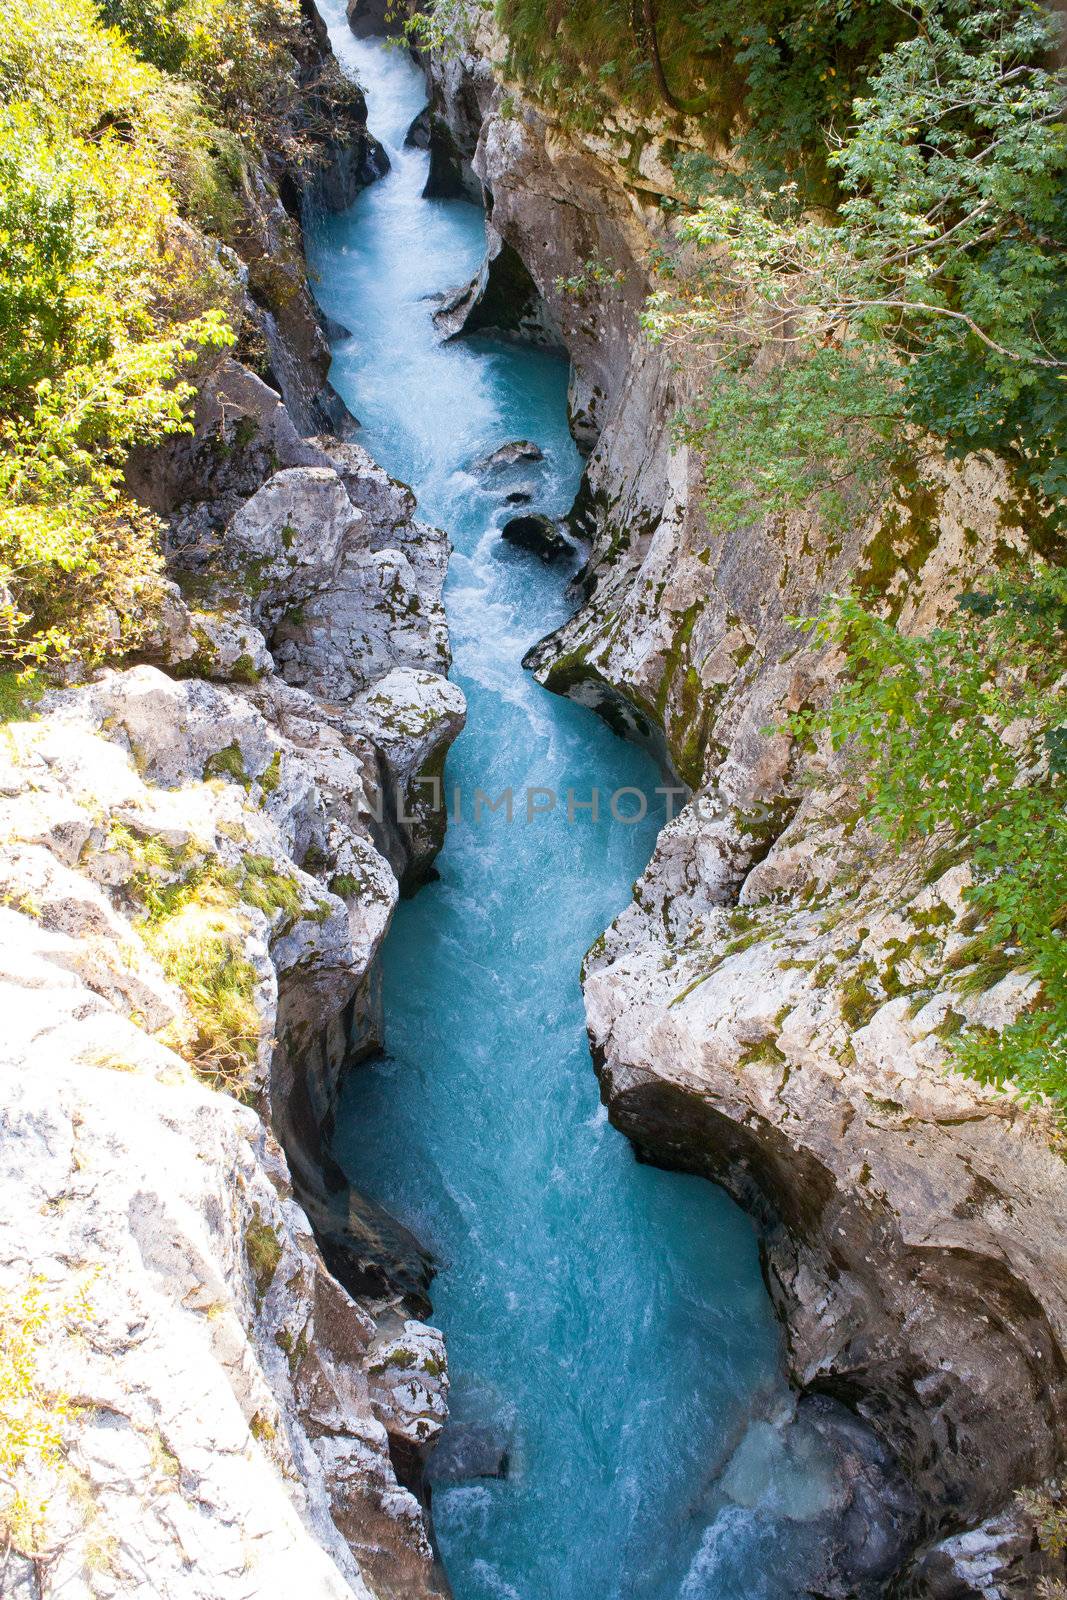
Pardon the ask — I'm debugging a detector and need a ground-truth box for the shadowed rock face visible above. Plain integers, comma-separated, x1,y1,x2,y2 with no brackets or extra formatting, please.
433,231,566,350
346,0,411,38
422,110,482,202
406,104,432,148
216,8,388,436
422,23,1067,1595
416,43,492,202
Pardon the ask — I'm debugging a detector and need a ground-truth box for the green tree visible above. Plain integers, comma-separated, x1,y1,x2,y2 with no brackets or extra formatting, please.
0,0,234,671
645,0,1067,528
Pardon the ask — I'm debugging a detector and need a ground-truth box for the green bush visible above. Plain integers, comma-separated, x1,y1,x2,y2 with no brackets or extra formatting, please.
645,0,1067,529
0,1277,95,1558
788,570,1067,1113
98,0,308,144
0,0,237,674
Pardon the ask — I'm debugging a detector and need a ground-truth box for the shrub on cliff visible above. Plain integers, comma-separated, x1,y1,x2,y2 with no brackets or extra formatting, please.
0,0,363,680
0,1276,96,1561
0,0,249,675
790,570,1067,1113
645,0,1067,537
99,0,369,206
98,0,312,148
643,0,1067,544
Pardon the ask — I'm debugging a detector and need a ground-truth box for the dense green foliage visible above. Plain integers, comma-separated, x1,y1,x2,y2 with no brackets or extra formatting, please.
790,572,1067,1112
99,0,303,122
95,0,346,165
0,0,323,673
0,0,237,671
672,346,900,536
497,0,907,171
644,0,1067,533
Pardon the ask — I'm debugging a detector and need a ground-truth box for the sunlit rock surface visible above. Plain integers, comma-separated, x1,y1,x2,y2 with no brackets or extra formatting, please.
0,362,462,1598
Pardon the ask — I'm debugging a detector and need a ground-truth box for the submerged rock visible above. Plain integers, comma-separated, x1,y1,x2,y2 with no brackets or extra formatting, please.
470,439,544,473
794,1396,921,1595
307,1180,438,1317
321,310,355,343
501,513,571,563
427,1423,511,1484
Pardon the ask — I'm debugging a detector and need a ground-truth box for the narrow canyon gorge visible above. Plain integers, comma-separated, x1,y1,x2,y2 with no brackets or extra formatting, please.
0,1,1064,1598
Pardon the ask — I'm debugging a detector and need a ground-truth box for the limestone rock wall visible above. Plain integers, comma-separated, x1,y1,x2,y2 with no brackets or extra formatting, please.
0,929,443,1600
0,9,471,1594
0,350,463,1597
1,87,465,1582
424,26,1067,1596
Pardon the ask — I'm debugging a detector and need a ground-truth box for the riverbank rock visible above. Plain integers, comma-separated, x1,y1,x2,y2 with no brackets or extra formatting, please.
323,311,356,342
584,778,1067,1591
0,662,453,1598
0,330,464,1594
425,23,1067,1594
150,423,453,699
500,513,571,563
346,0,415,40
0,985,432,1600
406,105,432,149
415,28,495,202
432,227,565,349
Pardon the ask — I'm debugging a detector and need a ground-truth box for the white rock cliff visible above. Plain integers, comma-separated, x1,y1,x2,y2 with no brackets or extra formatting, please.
0,346,462,1599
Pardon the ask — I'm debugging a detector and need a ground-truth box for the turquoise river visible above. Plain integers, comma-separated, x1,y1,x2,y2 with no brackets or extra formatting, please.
306,12,839,1596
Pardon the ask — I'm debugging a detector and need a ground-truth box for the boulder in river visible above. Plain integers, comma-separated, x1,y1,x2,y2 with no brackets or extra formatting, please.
346,0,407,37
505,486,535,505
320,311,353,343
501,514,571,563
470,439,544,474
